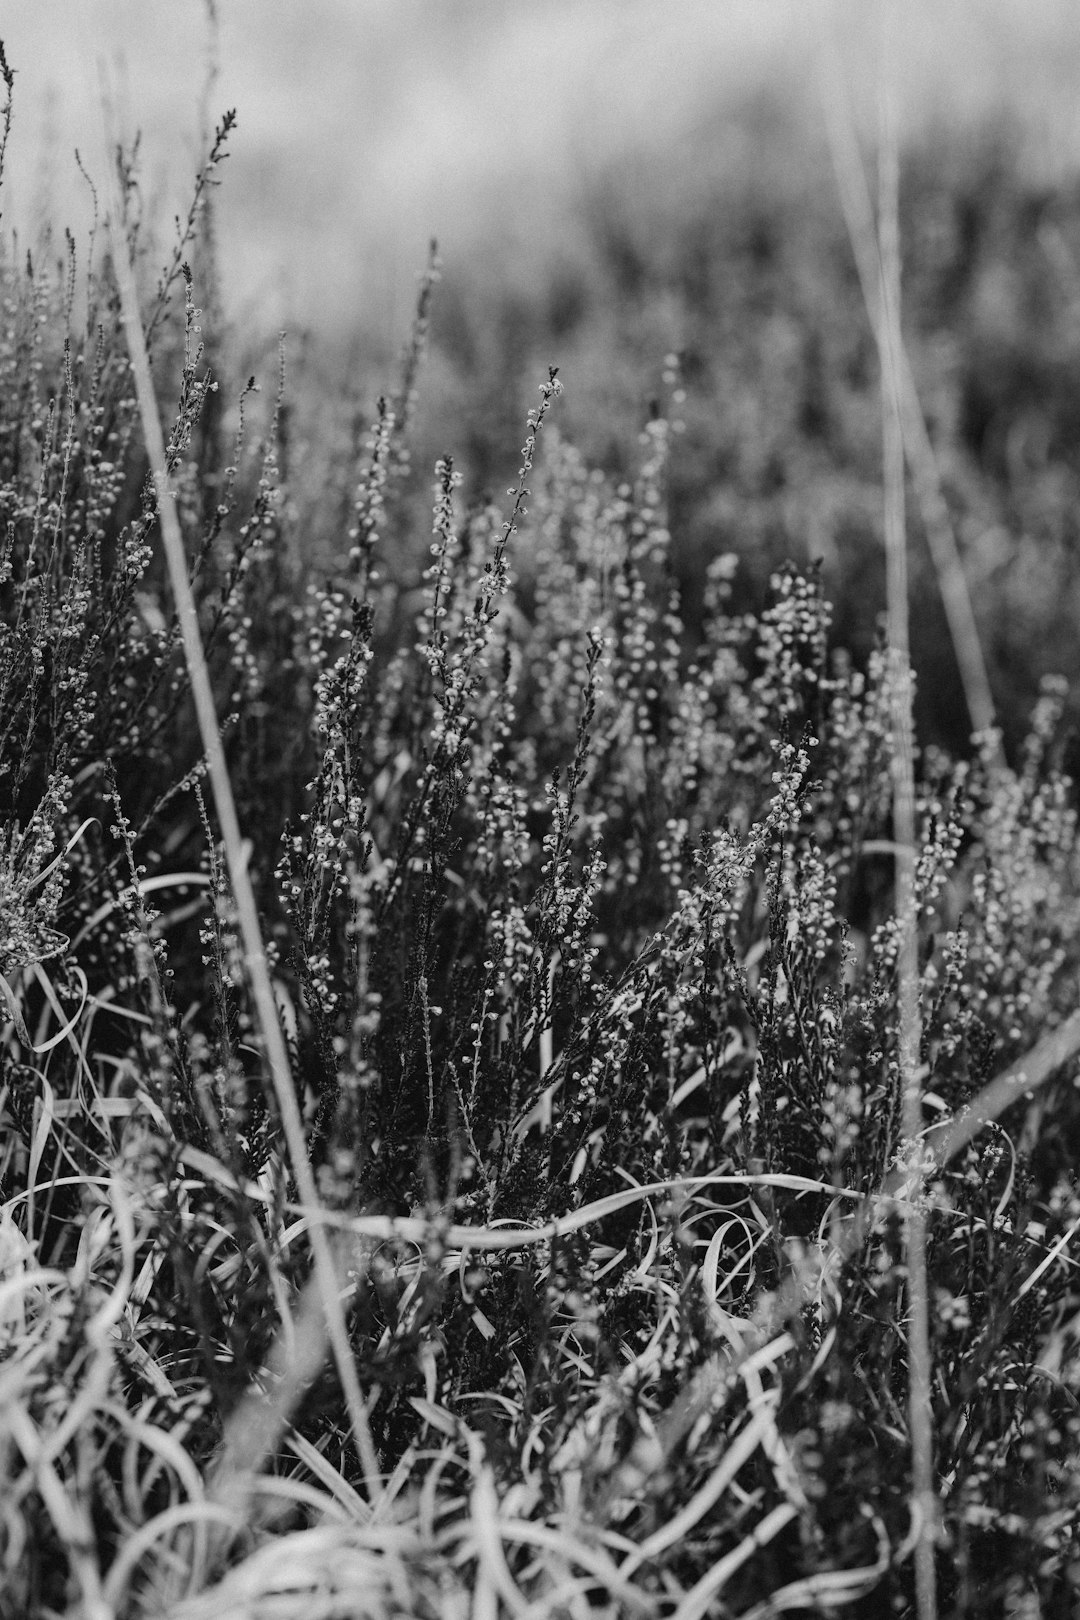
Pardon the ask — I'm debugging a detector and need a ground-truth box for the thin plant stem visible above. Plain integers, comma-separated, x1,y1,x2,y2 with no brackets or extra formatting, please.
876,16,938,1617
98,99,382,1503
819,13,997,745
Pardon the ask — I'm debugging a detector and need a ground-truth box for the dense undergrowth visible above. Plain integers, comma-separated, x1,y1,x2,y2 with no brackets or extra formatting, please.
3,53,1080,1620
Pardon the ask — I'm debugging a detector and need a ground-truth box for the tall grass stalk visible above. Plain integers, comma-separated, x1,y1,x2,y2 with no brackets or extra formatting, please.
877,17,938,1616
99,99,382,1504
819,11,996,745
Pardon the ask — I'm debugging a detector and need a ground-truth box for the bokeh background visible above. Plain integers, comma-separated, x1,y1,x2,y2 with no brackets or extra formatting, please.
5,0,1080,754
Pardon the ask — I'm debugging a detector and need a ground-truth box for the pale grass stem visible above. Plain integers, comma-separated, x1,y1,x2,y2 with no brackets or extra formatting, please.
98,103,383,1505
819,8,997,746
877,14,938,1617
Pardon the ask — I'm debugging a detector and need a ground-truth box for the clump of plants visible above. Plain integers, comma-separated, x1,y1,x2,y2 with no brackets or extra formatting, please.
2,50,1080,1620
422,88,1080,761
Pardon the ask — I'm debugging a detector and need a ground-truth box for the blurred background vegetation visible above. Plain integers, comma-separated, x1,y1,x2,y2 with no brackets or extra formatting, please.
7,0,1080,755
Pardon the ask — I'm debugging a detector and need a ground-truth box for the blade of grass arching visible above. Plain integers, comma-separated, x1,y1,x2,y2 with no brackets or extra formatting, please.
7,1403,112,1620
818,12,996,744
876,15,938,1617
617,1395,785,1574
669,1503,798,1620
96,94,381,1505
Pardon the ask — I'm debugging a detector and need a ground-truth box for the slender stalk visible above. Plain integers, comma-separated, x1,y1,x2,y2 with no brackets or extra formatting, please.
819,14,996,744
876,18,938,1616
100,117,382,1502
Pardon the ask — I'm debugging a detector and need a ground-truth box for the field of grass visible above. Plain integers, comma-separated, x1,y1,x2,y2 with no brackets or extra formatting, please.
4,13,1080,1620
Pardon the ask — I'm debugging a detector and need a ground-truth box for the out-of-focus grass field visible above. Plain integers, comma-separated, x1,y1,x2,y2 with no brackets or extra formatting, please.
8,0,1080,748
8,4,1080,326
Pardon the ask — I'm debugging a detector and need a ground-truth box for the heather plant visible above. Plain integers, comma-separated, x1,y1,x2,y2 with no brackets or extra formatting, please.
3,54,1080,1620
417,90,1080,761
